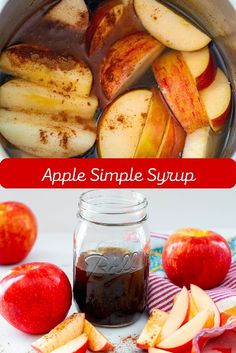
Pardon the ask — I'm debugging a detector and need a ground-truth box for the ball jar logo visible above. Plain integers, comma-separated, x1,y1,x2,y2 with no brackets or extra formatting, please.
84,251,138,275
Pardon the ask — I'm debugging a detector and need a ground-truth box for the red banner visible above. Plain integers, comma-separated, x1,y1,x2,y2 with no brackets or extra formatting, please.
0,158,235,189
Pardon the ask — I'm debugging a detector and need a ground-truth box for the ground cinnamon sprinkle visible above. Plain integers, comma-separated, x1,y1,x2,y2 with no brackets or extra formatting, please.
110,335,141,353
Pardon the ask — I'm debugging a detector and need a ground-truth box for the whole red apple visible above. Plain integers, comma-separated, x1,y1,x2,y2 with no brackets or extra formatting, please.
0,201,37,265
162,228,232,289
0,262,72,334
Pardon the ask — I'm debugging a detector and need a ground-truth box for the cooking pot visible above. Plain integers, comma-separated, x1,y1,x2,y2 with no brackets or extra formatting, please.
0,0,235,158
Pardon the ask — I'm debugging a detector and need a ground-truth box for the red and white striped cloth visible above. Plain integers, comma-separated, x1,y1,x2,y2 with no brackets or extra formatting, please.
148,233,236,313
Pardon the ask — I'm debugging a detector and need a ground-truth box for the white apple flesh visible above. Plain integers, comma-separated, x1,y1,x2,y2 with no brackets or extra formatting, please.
83,320,113,352
157,310,210,352
32,313,85,353
134,0,211,51
159,287,189,342
98,89,152,158
200,69,231,132
190,284,220,328
50,334,88,353
182,127,218,158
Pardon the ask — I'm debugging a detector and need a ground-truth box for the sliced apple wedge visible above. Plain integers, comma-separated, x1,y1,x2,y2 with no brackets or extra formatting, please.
98,89,152,158
188,294,199,320
0,79,98,119
86,2,125,55
200,69,232,132
50,333,88,353
134,0,211,51
0,44,93,96
171,118,186,158
182,47,217,90
0,109,96,158
190,284,220,328
46,0,89,32
159,287,189,342
32,313,85,353
182,127,217,158
83,320,113,352
100,32,164,99
135,89,169,158
157,310,210,352
137,309,168,349
156,116,175,158
153,51,209,133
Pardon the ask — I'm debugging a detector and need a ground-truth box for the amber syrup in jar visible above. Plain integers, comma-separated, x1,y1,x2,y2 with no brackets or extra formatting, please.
74,247,149,327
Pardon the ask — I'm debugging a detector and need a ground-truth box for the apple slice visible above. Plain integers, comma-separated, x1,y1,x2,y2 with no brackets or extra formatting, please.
153,51,209,134
98,89,152,158
199,69,231,132
137,309,168,349
50,333,88,353
171,118,186,158
182,127,217,158
188,294,199,321
0,79,98,120
157,310,210,352
0,109,96,158
0,44,93,96
190,284,220,328
100,32,164,99
46,0,89,32
156,116,175,158
159,287,189,342
134,0,211,51
86,2,125,55
135,89,169,158
32,313,85,353
182,47,217,90
83,320,113,352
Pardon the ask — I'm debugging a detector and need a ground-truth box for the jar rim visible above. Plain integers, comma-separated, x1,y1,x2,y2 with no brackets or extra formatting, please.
79,190,148,216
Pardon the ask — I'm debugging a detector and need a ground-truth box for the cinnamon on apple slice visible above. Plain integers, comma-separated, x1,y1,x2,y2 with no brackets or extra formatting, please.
153,51,209,134
32,313,85,353
83,320,113,352
0,44,93,97
86,2,125,55
137,309,168,349
45,0,89,32
100,32,164,100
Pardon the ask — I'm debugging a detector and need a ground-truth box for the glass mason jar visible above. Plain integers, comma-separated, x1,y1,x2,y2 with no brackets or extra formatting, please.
73,190,150,328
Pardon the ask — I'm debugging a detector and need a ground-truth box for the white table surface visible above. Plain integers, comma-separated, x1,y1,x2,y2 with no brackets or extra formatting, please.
0,229,236,353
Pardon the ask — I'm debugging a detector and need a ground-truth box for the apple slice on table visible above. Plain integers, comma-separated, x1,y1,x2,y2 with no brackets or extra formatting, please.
0,79,98,120
45,0,89,32
0,109,97,158
190,284,220,328
100,32,164,100
83,320,113,352
98,89,152,158
0,44,93,96
134,0,211,51
182,127,217,158
182,47,217,90
153,51,209,134
200,69,232,132
157,310,210,352
50,334,88,353
134,89,169,158
137,309,168,349
86,2,125,55
159,287,189,343
32,313,85,353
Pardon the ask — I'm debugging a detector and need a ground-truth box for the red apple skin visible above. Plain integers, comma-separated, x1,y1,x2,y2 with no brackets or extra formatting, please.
209,100,231,132
197,51,217,90
0,262,72,334
162,229,232,290
0,202,37,265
